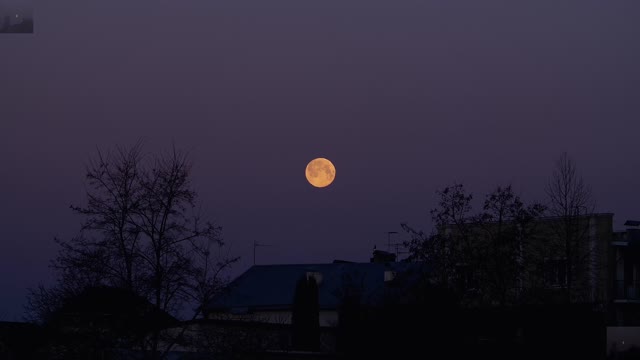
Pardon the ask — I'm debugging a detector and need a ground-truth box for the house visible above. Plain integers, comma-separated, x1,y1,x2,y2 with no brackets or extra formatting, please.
523,212,613,305
200,252,429,354
439,212,615,307
442,211,640,326
611,220,640,323
439,212,640,358
41,286,179,359
205,256,428,327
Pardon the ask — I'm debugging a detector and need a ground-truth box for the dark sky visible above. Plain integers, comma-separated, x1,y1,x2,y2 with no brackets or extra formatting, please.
0,0,32,16
1,0,639,320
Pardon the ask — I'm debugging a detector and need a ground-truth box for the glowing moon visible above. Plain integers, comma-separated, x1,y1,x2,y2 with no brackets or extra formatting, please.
305,158,336,188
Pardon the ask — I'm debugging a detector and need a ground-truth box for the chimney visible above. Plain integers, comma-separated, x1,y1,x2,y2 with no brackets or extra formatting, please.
370,249,396,263
624,220,640,243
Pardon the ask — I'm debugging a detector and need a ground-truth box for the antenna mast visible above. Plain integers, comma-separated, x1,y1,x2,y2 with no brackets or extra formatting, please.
387,231,398,252
253,240,271,265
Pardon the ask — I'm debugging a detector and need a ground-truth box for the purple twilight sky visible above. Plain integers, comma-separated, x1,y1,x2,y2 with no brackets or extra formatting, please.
1,0,639,320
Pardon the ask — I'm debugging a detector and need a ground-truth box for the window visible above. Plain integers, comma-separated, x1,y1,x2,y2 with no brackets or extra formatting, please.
306,271,323,285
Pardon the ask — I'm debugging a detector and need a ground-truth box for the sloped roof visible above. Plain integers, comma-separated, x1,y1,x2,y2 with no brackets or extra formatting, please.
51,286,178,330
207,262,428,312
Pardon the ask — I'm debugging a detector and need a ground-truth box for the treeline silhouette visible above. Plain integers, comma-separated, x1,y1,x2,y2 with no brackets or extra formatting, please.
0,148,626,359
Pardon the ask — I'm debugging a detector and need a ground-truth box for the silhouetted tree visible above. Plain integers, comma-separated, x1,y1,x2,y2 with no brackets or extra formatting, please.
333,270,367,357
403,183,546,306
291,276,320,351
26,143,238,359
545,152,596,303
476,185,546,305
403,184,474,288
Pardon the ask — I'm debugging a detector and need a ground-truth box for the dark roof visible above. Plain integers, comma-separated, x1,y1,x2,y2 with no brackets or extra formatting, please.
624,220,640,227
206,262,428,312
52,286,178,329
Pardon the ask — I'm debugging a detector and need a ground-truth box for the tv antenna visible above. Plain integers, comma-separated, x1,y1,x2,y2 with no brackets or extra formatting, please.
386,231,408,260
387,231,398,252
253,240,272,265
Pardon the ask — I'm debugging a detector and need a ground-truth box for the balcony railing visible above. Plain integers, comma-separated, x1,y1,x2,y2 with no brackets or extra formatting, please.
615,280,640,300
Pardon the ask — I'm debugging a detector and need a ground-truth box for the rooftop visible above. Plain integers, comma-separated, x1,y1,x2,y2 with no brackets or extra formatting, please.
206,261,428,312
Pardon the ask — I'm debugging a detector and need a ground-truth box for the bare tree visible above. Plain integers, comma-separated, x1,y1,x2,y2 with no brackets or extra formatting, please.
24,285,66,324
25,143,238,359
402,184,546,307
402,184,474,289
545,152,596,303
476,185,546,306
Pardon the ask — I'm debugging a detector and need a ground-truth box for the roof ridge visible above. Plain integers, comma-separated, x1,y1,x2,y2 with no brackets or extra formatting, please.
249,262,380,268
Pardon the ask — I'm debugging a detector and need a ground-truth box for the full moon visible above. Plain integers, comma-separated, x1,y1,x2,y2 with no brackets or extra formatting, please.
305,158,336,188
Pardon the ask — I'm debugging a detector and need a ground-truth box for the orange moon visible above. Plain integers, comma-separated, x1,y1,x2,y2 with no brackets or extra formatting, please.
305,158,336,188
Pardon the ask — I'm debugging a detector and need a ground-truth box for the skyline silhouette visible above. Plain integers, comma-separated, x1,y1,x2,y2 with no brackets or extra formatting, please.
1,0,640,324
